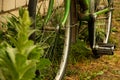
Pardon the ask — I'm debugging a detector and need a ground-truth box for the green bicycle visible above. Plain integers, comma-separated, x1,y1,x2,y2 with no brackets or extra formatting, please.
28,0,114,79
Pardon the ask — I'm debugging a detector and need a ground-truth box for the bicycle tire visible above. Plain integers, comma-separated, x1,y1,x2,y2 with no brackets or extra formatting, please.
55,13,71,80
28,0,70,80
88,0,113,56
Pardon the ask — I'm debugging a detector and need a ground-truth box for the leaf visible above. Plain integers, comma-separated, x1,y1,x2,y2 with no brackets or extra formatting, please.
6,34,18,48
15,53,27,72
22,9,31,27
96,71,104,76
6,47,16,64
0,69,6,80
15,54,36,80
28,29,37,38
28,47,44,60
19,60,36,80
0,46,19,79
23,40,36,56
19,8,24,18
37,58,51,71
17,33,29,47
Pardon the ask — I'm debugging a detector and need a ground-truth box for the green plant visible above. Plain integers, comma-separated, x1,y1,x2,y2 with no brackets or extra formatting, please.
79,22,89,42
79,70,104,80
0,8,51,80
70,39,91,63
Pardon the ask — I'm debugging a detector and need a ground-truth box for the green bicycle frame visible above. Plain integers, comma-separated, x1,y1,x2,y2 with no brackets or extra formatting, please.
95,8,112,15
44,0,54,25
44,0,71,26
44,0,111,25
61,0,71,26
81,0,113,20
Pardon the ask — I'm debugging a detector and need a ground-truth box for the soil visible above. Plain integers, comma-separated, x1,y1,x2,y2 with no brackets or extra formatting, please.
65,51,120,80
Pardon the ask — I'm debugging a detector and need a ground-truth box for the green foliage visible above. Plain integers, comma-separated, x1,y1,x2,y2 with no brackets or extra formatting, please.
79,71,104,80
36,58,51,79
0,8,51,80
78,22,89,42
70,39,91,62
96,27,106,42
69,22,91,63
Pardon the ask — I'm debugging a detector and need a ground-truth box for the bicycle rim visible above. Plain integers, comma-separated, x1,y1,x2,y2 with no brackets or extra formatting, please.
89,0,113,48
35,0,70,79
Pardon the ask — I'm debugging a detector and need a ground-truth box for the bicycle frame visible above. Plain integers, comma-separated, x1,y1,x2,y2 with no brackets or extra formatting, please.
44,0,71,26
35,0,113,80
80,0,113,20
43,0,113,25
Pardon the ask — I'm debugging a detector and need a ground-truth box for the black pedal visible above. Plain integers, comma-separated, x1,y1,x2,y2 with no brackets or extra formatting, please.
93,43,115,55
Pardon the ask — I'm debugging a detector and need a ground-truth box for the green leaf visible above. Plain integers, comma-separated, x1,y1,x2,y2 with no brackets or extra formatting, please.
0,46,19,79
23,40,36,56
96,71,104,76
22,9,31,26
19,60,36,80
28,47,44,60
19,8,25,18
6,47,16,65
28,29,37,38
37,58,51,71
15,53,27,72
6,34,18,48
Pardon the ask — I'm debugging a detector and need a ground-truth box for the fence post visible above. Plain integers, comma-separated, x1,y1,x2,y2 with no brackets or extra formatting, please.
70,0,78,43
28,0,37,41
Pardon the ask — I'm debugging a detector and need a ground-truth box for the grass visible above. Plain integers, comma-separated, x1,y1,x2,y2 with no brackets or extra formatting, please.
65,51,120,80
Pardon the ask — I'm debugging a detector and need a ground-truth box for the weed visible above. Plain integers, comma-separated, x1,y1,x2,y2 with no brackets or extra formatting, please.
0,8,51,80
69,39,91,63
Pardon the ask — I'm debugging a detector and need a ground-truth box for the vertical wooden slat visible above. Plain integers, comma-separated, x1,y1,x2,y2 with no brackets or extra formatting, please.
28,0,37,41
16,0,26,8
0,0,2,12
3,0,15,11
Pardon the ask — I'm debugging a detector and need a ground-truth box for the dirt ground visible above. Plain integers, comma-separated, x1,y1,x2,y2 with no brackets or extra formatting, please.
65,1,120,80
65,32,120,80
65,50,120,80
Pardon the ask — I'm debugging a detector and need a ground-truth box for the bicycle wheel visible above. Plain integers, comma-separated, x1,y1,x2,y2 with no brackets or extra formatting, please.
88,0,113,56
28,0,70,80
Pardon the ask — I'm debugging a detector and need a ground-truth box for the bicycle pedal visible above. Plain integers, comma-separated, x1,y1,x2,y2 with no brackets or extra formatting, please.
93,43,115,55
97,43,115,48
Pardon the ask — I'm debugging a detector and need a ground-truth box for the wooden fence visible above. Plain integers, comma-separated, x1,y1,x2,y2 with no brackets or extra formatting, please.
0,0,119,21
0,0,28,14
